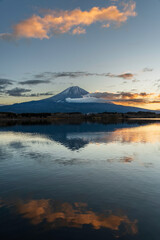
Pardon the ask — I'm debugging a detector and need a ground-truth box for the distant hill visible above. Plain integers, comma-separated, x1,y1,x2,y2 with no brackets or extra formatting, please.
0,86,153,113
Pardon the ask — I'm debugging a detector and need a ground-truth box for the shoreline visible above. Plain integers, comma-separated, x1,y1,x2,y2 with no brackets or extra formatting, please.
0,112,160,126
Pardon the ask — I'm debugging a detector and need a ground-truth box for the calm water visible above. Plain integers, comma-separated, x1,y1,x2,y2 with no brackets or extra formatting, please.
0,122,160,240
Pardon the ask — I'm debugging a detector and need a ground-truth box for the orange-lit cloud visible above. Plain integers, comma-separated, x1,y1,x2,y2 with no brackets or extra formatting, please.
90,91,154,100
117,73,134,79
0,2,137,40
66,90,160,109
89,91,160,108
72,27,86,35
15,199,138,235
104,72,135,79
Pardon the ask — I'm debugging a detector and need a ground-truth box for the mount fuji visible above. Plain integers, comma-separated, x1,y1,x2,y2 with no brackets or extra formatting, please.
0,86,151,113
48,86,89,102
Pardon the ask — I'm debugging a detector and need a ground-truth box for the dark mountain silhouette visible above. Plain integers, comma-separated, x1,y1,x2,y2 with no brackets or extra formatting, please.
0,86,152,113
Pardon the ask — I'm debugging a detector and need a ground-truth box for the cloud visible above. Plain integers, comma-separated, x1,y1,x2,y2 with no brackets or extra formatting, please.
89,91,153,100
6,87,31,96
102,23,110,28
19,79,51,85
26,92,53,97
34,71,103,79
0,2,137,40
0,197,138,237
5,87,53,97
97,72,135,80
132,79,140,82
88,91,157,106
116,92,153,99
0,33,14,41
143,67,153,72
66,96,106,103
72,27,86,35
14,198,137,235
66,91,155,105
103,72,135,80
0,78,14,94
52,72,93,78
33,71,135,81
117,73,134,79
94,91,153,99
62,89,159,107
0,78,13,87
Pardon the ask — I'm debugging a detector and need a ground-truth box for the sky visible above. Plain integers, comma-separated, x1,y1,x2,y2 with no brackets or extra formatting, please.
1,0,160,110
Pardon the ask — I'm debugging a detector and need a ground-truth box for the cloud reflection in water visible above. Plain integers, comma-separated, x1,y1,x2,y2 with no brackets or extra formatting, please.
0,198,138,236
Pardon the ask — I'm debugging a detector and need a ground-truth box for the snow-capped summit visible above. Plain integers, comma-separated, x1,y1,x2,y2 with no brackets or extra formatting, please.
48,86,89,102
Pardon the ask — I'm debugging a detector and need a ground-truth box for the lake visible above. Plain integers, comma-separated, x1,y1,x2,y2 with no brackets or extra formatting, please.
0,122,160,240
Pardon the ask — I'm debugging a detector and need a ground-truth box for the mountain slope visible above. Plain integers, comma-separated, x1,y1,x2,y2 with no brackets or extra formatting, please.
0,86,152,113
47,86,89,102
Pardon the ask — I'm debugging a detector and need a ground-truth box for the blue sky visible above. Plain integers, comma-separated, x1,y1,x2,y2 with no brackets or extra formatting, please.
1,0,160,109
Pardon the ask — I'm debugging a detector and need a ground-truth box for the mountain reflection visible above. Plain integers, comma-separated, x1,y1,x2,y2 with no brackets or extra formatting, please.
0,198,138,236
0,122,160,151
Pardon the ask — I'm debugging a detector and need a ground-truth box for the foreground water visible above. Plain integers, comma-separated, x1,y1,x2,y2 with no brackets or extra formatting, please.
0,122,160,240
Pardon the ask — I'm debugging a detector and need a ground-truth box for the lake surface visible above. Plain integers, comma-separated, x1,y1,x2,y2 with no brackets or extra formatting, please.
0,122,160,240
